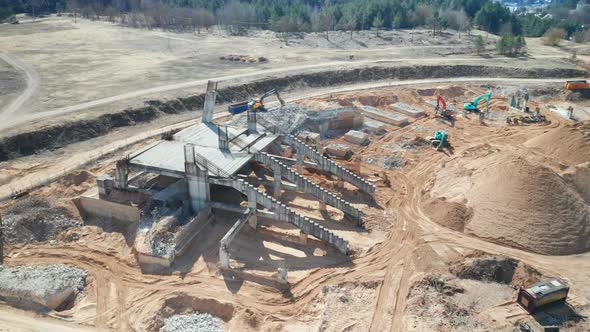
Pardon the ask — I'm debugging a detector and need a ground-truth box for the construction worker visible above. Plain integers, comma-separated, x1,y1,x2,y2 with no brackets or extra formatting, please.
567,106,574,120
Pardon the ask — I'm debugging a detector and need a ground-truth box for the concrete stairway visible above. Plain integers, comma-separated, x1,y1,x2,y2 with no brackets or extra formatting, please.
283,135,376,197
254,152,363,226
210,177,349,254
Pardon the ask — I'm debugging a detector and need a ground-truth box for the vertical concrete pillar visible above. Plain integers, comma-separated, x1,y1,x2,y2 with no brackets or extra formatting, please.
296,152,304,174
96,175,114,199
319,201,327,212
247,192,257,229
299,230,308,245
219,244,230,269
184,145,210,213
247,108,257,134
202,81,217,124
114,159,129,189
272,164,282,198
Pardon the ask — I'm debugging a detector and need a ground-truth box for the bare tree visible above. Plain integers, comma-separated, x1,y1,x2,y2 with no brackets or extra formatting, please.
66,0,79,23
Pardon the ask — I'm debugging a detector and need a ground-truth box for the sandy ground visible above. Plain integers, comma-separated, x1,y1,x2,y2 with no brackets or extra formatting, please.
0,15,583,134
1,81,589,331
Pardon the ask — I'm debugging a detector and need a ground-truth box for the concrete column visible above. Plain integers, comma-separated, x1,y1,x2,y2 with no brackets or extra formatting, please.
299,230,308,245
202,81,217,124
272,164,282,198
219,244,230,269
114,160,129,189
247,109,257,134
296,153,304,174
185,144,210,213
247,191,257,229
96,175,114,199
319,200,327,212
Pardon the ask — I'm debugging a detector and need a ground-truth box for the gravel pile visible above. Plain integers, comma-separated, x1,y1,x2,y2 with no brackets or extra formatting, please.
0,264,87,309
161,312,223,332
2,197,82,244
383,157,405,169
151,231,175,257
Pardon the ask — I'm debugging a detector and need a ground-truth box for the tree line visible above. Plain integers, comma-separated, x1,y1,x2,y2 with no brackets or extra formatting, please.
2,0,590,41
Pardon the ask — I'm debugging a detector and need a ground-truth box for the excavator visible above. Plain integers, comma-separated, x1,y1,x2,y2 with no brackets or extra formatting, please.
429,130,449,151
228,88,285,114
434,95,455,123
464,92,492,113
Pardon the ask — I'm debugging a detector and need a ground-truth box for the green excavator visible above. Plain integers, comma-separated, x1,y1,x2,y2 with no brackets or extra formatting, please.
464,92,492,113
429,130,449,151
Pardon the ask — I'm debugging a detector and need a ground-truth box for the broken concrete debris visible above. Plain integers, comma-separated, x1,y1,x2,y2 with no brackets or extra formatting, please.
0,264,87,310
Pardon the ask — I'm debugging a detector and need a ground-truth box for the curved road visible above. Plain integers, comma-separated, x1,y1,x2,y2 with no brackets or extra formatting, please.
0,55,567,131
0,53,40,116
0,76,580,201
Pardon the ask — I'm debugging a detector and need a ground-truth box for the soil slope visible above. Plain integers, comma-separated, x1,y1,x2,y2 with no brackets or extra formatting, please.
429,146,590,255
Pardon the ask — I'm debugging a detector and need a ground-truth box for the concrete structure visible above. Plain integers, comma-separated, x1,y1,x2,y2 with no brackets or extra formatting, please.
363,119,386,135
80,81,376,271
357,104,409,127
344,130,370,145
390,102,425,118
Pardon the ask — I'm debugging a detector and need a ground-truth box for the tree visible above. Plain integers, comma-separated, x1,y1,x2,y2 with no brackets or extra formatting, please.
66,0,79,22
337,11,357,40
542,27,566,46
427,10,442,36
474,2,511,34
372,14,383,37
474,35,485,55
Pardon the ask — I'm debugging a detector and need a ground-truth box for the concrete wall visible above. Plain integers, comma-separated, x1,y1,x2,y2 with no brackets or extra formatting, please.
74,196,140,224
174,207,214,256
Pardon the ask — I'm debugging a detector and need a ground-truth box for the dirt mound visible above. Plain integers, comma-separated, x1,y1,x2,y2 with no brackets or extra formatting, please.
430,147,590,255
1,197,82,244
562,162,590,202
422,197,473,232
416,86,467,98
524,122,590,165
60,170,93,186
357,94,399,108
453,256,542,287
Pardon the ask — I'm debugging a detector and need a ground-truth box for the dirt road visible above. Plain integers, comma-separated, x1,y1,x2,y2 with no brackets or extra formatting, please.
0,55,570,132
0,53,40,117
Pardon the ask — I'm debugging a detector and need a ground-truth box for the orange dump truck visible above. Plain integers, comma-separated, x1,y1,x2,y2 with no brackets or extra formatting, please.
517,278,569,314
565,80,590,90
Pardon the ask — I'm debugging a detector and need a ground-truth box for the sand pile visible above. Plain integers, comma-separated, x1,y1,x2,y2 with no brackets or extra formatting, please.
524,122,590,165
422,198,473,232
429,147,590,255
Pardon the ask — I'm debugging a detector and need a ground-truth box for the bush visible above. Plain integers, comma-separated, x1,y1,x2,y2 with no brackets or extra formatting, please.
573,29,590,43
543,28,566,46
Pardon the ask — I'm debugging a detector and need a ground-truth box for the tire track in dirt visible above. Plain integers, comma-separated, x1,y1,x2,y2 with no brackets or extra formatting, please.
0,53,40,116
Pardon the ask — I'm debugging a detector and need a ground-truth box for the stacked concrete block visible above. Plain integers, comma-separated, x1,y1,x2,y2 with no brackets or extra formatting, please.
363,119,386,135
344,130,370,146
390,102,425,118
297,131,321,146
323,143,353,160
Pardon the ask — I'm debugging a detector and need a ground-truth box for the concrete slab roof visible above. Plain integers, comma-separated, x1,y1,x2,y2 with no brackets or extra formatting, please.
129,140,254,177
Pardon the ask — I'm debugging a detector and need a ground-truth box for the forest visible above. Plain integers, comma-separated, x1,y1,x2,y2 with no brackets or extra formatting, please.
2,0,589,39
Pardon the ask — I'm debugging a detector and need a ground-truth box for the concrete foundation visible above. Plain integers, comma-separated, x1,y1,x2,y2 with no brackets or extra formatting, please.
390,102,425,118
358,104,409,127
344,130,370,145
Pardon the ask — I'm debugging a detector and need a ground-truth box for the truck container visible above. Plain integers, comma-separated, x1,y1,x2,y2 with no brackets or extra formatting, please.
517,278,569,314
565,80,589,90
228,101,249,115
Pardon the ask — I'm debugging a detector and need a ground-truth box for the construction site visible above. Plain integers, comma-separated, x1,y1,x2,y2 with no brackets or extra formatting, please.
1,14,590,332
